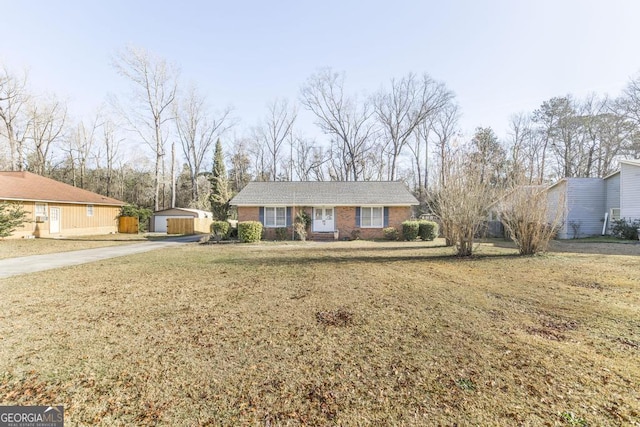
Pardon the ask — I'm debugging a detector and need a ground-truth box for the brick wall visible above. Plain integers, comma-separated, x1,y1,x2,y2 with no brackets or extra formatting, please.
237,205,413,240
335,206,412,239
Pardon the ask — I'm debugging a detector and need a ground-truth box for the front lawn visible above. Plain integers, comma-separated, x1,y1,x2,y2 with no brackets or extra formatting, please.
0,233,168,260
0,240,638,425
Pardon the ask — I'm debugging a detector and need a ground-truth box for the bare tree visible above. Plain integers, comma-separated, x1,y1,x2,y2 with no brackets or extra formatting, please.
100,119,122,197
175,84,233,203
0,65,30,171
113,45,178,211
292,136,328,181
255,98,297,180
65,113,100,188
374,73,452,180
26,96,67,175
301,68,376,181
430,101,460,187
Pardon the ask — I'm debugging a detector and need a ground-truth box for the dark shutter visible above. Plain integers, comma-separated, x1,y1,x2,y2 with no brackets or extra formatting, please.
286,207,292,226
258,207,264,224
355,207,361,227
384,207,389,227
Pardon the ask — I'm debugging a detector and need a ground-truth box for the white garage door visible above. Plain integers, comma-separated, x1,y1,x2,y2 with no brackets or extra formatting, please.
153,215,192,233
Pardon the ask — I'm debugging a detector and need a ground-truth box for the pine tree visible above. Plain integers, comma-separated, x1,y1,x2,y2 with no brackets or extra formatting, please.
209,139,231,220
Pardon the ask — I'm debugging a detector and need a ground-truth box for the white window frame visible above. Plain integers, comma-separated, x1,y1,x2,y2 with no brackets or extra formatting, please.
610,208,620,222
34,203,47,220
264,206,287,228
87,204,94,217
360,206,384,228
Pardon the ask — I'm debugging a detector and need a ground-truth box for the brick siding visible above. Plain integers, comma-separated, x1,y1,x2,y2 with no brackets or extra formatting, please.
237,205,413,240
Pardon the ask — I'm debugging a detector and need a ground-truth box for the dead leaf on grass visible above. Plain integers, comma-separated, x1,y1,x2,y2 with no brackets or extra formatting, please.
526,326,566,341
315,309,353,327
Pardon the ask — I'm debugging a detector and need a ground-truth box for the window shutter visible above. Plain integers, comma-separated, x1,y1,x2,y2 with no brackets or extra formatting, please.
355,207,361,227
384,207,389,227
258,207,264,224
286,207,292,226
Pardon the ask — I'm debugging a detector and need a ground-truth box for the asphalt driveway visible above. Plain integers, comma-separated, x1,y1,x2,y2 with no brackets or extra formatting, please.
0,235,202,279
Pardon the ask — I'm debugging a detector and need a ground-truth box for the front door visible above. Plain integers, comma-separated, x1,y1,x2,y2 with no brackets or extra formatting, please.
49,207,61,234
313,207,334,232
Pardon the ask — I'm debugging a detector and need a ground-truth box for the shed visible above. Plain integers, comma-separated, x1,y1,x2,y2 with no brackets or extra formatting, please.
150,208,212,233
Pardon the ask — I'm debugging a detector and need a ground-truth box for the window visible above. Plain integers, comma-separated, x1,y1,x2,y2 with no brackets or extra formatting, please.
87,205,94,217
34,203,47,218
360,206,383,228
610,208,620,222
264,207,286,227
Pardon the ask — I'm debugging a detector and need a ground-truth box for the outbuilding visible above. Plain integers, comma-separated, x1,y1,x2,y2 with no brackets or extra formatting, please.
150,208,212,233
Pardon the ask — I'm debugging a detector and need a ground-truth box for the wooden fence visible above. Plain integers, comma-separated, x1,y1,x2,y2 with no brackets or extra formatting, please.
167,218,213,235
118,216,139,234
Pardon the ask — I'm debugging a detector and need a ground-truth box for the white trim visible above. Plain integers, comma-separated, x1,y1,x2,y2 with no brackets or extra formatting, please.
0,197,123,206
263,206,287,228
360,206,384,228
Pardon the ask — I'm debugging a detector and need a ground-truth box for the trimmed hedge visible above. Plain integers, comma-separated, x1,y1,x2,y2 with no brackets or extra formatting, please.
211,220,230,238
418,220,439,241
402,221,420,241
383,227,399,241
238,221,263,243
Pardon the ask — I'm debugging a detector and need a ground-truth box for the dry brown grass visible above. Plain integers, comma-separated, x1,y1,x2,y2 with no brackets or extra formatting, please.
0,234,163,260
0,239,638,426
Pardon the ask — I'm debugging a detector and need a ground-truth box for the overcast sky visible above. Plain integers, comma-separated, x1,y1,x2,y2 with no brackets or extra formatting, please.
2,0,640,142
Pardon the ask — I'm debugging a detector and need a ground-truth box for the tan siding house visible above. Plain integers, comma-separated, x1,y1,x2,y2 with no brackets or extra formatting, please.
0,171,126,238
231,182,418,240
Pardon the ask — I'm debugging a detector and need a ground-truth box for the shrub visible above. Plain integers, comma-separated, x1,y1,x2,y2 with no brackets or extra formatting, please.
238,221,263,243
275,227,288,241
383,227,399,240
210,220,230,239
418,220,439,241
350,228,361,240
0,202,28,238
610,218,640,240
119,204,152,232
294,211,311,241
402,221,420,241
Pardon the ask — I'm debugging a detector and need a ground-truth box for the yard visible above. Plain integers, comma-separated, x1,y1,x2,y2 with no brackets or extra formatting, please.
0,240,638,425
0,234,168,260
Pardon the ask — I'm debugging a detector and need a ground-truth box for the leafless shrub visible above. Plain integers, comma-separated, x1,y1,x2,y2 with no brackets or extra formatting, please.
497,185,564,255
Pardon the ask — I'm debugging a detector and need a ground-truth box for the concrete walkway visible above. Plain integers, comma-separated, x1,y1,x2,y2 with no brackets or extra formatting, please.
0,235,202,279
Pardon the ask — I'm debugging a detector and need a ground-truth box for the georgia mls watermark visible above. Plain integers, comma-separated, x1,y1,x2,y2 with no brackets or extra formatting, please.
0,406,63,427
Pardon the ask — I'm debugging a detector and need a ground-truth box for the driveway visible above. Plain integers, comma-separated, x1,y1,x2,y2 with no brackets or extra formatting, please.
0,235,202,279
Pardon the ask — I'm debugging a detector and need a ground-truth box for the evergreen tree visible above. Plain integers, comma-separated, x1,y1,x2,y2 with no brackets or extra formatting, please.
209,139,231,220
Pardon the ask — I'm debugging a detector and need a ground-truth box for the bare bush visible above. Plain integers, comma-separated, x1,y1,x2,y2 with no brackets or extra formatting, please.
497,185,564,255
430,156,498,256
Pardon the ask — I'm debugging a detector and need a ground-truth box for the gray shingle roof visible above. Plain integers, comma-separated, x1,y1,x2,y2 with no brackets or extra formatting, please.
230,181,419,206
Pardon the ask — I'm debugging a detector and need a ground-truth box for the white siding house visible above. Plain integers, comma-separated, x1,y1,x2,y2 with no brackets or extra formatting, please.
547,178,606,239
620,160,640,220
544,159,640,239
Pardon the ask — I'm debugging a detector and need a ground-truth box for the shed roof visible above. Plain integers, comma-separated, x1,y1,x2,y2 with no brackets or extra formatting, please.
230,181,419,206
153,208,212,218
0,171,125,206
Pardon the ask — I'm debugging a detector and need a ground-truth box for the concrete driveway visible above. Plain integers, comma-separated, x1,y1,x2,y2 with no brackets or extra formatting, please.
0,235,202,279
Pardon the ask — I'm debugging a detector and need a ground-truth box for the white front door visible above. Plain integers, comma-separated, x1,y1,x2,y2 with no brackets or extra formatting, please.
313,207,334,232
49,207,61,234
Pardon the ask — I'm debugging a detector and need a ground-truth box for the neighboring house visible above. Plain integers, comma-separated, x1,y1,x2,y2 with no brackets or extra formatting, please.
546,159,640,239
150,208,213,233
230,181,419,240
0,171,125,238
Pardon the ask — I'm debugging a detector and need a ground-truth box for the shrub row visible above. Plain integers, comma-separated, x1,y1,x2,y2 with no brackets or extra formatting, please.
400,220,439,241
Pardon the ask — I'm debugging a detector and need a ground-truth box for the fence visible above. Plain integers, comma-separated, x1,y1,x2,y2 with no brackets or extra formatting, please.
118,216,139,234
166,218,213,235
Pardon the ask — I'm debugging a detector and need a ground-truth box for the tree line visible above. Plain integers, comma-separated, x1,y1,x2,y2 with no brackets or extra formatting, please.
2,45,640,213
